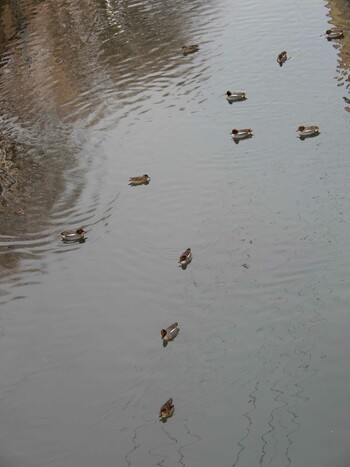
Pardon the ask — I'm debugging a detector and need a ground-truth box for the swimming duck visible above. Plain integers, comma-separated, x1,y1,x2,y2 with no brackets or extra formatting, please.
326,29,344,40
129,174,151,186
159,398,174,421
297,125,320,138
182,45,199,55
60,228,85,242
161,322,179,343
231,128,253,141
178,248,192,267
277,51,287,66
226,90,246,103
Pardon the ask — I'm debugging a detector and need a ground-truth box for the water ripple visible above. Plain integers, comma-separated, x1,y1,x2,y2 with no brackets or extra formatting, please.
0,0,349,465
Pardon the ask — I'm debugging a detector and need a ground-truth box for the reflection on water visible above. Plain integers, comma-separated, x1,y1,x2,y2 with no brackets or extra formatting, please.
325,0,350,110
0,0,215,293
0,0,350,465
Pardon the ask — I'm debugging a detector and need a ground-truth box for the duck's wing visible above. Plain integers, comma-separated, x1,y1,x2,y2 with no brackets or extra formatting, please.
166,398,173,408
304,126,319,134
227,92,245,99
61,230,75,237
239,129,252,135
160,398,173,413
167,323,179,334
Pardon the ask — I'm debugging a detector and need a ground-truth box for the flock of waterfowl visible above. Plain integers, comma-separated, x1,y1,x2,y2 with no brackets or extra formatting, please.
227,28,346,144
59,28,344,422
227,43,323,143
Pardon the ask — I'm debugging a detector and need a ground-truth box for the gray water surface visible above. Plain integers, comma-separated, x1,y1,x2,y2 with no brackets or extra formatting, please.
0,0,350,465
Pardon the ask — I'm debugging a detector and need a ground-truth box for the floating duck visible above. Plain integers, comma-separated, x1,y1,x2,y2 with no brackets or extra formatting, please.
182,45,199,55
297,125,320,138
226,90,246,103
277,51,287,66
159,398,174,421
231,128,253,141
178,248,192,267
326,29,344,40
161,322,179,344
60,228,85,242
129,174,151,186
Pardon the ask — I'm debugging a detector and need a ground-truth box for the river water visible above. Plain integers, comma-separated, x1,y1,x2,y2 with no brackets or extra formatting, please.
0,0,350,465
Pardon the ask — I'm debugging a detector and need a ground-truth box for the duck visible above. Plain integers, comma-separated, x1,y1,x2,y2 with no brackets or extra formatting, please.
159,398,174,421
297,125,320,138
129,174,151,186
231,128,253,141
182,45,199,55
178,248,192,267
326,29,344,40
277,51,287,66
161,322,179,343
226,90,246,103
60,228,85,242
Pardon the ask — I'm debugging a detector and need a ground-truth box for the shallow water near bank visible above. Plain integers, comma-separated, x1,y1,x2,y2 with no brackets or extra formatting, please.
0,0,350,465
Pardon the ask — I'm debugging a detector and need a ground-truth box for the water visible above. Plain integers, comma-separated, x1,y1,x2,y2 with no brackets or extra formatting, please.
0,0,350,465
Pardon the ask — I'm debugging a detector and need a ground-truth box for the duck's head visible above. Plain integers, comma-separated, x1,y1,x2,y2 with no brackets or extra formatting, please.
231,129,239,135
76,228,85,234
226,91,232,96
161,329,167,338
297,126,305,132
326,30,332,35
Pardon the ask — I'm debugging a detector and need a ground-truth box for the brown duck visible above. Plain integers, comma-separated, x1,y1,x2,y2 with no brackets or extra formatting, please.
161,322,180,343
128,174,151,186
178,248,192,267
182,45,199,55
159,398,174,421
277,51,287,66
60,228,85,242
